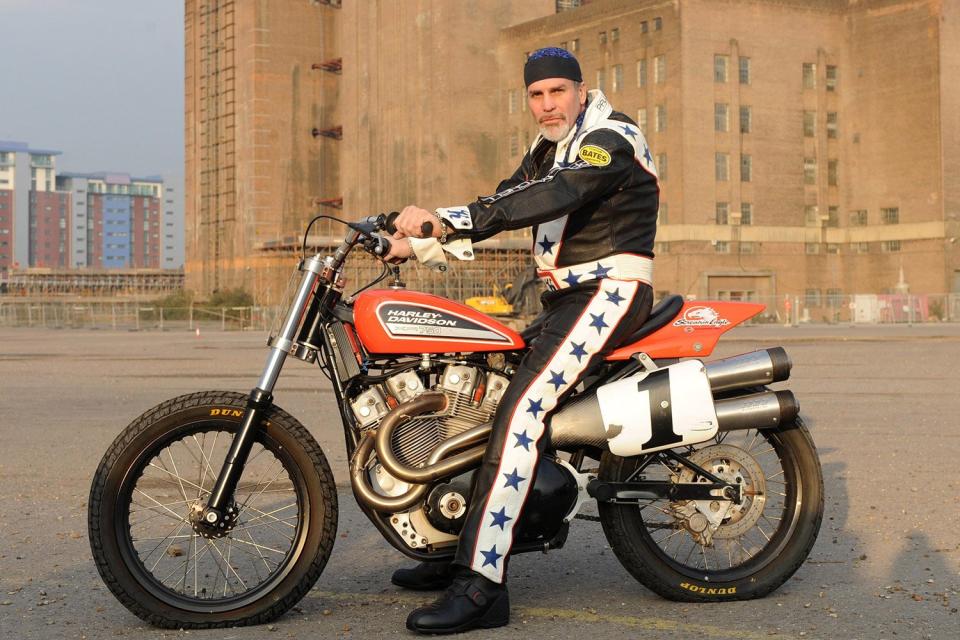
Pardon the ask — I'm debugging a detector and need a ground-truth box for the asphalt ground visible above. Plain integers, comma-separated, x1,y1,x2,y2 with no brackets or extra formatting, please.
0,324,958,639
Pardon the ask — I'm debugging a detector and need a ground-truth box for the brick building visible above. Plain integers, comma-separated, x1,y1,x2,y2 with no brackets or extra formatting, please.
184,0,960,309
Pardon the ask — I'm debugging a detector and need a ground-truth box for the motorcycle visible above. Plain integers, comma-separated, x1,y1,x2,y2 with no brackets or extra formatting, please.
88,214,823,628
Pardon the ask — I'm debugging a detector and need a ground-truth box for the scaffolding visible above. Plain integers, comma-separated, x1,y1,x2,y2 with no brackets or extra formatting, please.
0,269,185,297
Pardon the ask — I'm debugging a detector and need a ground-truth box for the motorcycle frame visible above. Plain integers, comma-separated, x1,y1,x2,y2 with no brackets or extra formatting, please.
198,223,747,559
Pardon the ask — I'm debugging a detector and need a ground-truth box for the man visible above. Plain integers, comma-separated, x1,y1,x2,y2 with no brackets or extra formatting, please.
384,47,659,634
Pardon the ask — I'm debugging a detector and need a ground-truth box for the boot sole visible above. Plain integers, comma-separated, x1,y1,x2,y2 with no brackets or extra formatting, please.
391,577,455,591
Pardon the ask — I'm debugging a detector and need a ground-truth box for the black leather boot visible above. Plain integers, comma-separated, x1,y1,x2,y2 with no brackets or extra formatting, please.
405,570,509,634
391,561,457,591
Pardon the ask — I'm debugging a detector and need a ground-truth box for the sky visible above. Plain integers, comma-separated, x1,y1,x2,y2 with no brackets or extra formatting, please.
0,0,184,188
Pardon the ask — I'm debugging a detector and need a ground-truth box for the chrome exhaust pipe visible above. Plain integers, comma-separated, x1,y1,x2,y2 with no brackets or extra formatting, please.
714,390,799,431
350,392,492,512
704,347,792,393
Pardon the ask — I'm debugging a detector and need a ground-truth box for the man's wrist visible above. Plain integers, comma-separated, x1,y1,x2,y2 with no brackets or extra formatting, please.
431,211,449,244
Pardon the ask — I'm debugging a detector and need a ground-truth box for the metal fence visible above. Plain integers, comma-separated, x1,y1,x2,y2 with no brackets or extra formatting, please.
1,292,958,332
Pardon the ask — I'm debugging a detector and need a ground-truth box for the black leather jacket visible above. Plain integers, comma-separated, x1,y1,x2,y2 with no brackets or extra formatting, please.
438,91,659,288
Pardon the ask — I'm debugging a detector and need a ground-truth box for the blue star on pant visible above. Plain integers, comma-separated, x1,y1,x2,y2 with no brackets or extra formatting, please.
537,235,556,255
480,545,502,568
590,262,613,279
547,369,567,391
569,341,588,363
562,270,581,287
513,429,534,451
526,397,544,419
489,507,512,530
503,468,526,491
590,312,610,335
620,124,638,139
606,288,626,306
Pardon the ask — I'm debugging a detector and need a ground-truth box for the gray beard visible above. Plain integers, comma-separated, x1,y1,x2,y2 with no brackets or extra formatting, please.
539,121,573,143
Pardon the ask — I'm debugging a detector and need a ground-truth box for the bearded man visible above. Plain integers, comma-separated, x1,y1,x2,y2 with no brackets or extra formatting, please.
384,47,660,634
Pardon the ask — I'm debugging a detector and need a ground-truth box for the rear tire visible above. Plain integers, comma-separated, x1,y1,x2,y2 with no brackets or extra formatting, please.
598,416,823,601
88,391,338,628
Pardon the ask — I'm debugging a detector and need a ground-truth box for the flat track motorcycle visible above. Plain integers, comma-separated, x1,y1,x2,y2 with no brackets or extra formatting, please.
88,214,823,628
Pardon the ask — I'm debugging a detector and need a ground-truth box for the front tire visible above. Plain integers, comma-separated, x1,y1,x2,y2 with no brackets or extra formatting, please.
88,391,338,628
598,416,823,602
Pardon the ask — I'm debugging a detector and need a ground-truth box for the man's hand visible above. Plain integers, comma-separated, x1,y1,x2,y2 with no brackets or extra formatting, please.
384,235,413,264
393,205,442,239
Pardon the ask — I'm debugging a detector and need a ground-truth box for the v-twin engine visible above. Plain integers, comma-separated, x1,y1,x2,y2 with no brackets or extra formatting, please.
349,364,511,467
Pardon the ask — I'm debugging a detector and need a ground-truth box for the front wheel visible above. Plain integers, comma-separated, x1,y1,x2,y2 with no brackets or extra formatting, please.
88,391,338,628
598,415,823,601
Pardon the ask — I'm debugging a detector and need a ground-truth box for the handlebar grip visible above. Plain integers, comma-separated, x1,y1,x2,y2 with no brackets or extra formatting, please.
420,221,433,237
384,211,400,235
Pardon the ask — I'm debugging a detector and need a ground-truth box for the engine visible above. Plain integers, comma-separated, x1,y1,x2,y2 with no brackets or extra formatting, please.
349,363,511,467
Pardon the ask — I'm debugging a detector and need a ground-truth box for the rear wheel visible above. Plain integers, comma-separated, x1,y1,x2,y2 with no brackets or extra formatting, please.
88,391,338,628
598,416,823,601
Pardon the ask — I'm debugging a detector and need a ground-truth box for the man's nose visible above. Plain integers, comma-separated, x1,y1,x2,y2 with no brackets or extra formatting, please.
542,96,556,111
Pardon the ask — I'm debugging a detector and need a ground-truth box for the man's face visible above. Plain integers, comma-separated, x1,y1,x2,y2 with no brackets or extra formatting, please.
527,78,587,143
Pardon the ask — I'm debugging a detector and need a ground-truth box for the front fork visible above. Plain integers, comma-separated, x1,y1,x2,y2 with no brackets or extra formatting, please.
199,253,334,528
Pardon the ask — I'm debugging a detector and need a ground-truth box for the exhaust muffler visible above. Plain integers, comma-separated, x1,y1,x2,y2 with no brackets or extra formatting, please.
549,349,798,455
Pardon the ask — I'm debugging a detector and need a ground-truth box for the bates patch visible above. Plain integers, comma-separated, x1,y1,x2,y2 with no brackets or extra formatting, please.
377,303,511,342
578,144,611,167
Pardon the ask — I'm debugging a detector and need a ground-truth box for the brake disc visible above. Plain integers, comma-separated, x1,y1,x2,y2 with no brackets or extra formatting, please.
678,444,768,540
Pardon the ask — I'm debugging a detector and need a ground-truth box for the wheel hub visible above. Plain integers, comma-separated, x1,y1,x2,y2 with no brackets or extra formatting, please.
188,502,240,539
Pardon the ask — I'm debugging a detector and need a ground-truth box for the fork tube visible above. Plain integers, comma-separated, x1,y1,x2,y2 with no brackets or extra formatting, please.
204,256,326,519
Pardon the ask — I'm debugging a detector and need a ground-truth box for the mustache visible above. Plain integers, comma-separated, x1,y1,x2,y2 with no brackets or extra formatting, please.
538,115,567,125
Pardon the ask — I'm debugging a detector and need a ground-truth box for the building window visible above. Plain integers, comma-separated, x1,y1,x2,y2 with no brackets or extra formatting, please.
715,153,729,181
739,241,755,254
827,243,841,254
637,59,647,87
828,159,839,186
655,241,669,254
611,27,620,42
612,64,623,92
658,203,668,224
826,288,843,307
654,16,662,30
509,130,520,157
850,210,867,226
716,202,729,225
560,41,567,50
714,54,728,82
826,65,838,91
739,56,751,84
881,207,899,224
654,55,666,83
641,20,649,34
803,62,817,89
741,155,752,182
805,288,821,306
570,38,580,53
715,103,729,132
852,242,869,253
881,240,901,252
803,111,816,137
656,153,668,180
805,205,820,226
826,112,838,139
804,157,817,185
827,206,839,227
805,243,820,255
715,241,730,253
637,108,648,133
655,104,667,132
596,68,606,91
740,202,753,225
508,89,518,114
740,105,752,133
599,31,607,45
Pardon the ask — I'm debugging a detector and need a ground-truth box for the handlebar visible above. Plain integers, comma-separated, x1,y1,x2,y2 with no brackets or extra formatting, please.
384,211,433,238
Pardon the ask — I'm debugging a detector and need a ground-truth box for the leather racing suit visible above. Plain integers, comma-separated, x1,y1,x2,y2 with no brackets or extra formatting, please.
409,89,660,583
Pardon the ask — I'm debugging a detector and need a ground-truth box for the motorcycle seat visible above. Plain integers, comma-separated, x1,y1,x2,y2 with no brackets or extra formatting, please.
613,294,684,348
